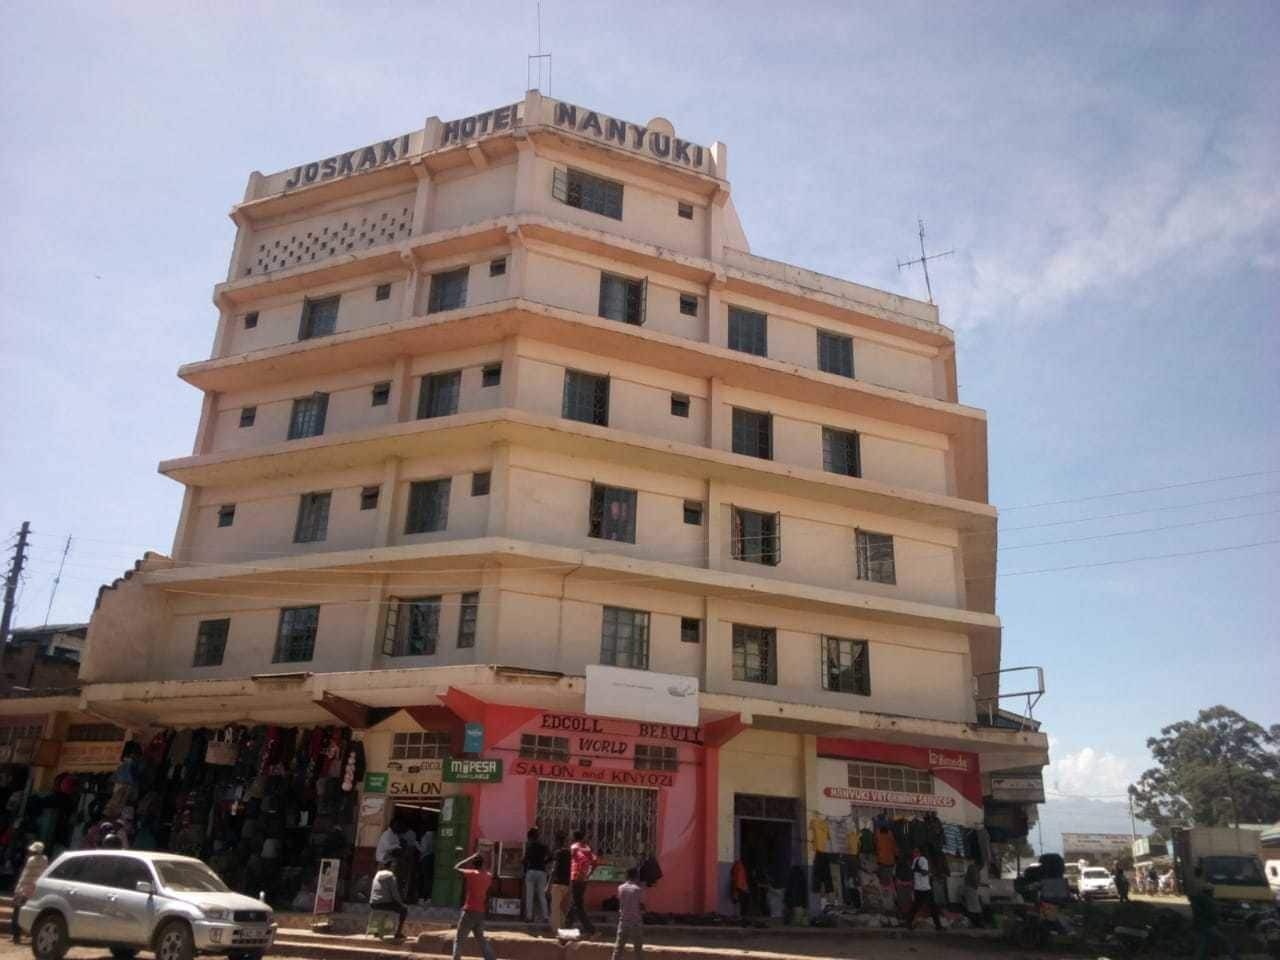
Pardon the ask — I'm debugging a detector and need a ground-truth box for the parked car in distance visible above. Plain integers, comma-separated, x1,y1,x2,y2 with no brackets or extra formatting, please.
1079,866,1118,900
18,849,274,960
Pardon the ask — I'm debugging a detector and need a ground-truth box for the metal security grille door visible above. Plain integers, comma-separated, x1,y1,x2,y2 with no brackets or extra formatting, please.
536,780,657,860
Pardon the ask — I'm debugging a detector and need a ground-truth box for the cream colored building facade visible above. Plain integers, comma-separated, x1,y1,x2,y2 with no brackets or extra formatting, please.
15,91,1047,912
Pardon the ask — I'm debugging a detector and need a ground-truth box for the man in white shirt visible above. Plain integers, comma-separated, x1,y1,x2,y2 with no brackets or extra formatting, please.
903,848,942,931
376,818,404,867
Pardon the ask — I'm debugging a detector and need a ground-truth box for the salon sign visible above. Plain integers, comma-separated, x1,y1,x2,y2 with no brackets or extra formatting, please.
823,786,956,810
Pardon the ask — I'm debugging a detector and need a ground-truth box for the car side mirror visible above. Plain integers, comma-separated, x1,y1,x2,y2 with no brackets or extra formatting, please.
135,882,153,895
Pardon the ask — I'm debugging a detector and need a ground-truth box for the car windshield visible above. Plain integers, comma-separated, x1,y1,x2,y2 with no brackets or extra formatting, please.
155,860,229,893
1201,856,1266,886
1083,868,1111,879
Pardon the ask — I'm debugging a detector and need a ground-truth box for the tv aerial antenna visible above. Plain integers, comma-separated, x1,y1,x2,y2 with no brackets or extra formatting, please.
897,218,954,304
527,1,552,94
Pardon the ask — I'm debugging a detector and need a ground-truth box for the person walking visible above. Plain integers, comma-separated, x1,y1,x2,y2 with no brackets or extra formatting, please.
11,841,48,944
452,851,496,960
1190,873,1240,960
368,861,410,939
962,861,984,928
903,847,942,932
522,827,550,925
1113,863,1130,903
565,829,599,936
548,831,572,935
611,867,645,959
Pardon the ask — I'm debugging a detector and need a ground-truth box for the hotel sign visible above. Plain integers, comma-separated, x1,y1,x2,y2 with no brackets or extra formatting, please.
823,786,957,810
550,102,706,170
282,134,414,190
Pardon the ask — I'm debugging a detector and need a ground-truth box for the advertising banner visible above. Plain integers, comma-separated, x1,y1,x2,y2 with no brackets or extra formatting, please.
584,665,698,727
313,859,340,914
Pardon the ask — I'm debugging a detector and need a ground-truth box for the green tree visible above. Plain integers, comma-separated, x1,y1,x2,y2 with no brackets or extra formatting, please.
1129,706,1280,832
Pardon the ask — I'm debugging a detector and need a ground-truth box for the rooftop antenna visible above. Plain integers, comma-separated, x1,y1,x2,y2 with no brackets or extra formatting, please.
43,535,72,625
897,218,954,304
527,1,552,94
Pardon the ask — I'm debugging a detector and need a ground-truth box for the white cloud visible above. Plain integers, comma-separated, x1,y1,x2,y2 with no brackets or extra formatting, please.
1047,739,1140,800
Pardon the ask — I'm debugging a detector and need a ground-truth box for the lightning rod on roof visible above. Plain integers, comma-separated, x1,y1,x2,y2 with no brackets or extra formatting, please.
527,1,552,94
897,218,954,304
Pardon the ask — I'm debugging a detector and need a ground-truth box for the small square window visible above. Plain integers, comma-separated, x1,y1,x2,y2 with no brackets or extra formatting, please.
239,406,256,428
217,504,236,528
360,486,380,511
679,293,698,317
677,201,694,220
481,364,502,388
243,312,259,329
371,382,391,406
375,283,392,301
683,501,703,525
681,617,701,644
489,258,507,277
471,471,491,497
670,393,690,417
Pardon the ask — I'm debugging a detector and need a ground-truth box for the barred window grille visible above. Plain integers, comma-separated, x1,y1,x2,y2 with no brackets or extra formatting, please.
298,296,339,340
728,307,767,356
731,507,780,566
536,779,657,861
405,478,450,534
817,330,854,377
552,168,624,221
822,636,870,695
855,530,896,584
734,794,798,820
732,408,772,459
600,606,649,669
293,492,331,543
288,393,329,440
193,618,229,668
274,606,319,663
732,623,777,685
0,723,43,746
383,597,441,656
520,734,569,762
598,273,646,325
634,744,678,771
822,427,861,477
589,484,637,543
392,731,451,760
847,761,932,795
428,267,469,313
563,370,610,426
457,592,479,648
418,370,461,419
66,724,125,742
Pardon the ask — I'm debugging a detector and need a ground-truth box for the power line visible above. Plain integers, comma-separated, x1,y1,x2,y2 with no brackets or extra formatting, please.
1003,468,1280,511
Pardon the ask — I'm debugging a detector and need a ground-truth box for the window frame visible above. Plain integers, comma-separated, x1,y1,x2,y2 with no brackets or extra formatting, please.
457,591,479,649
391,730,451,761
375,282,392,301
678,293,699,317
427,267,469,313
243,312,259,330
846,760,932,795
287,392,329,440
599,606,650,670
552,167,624,220
817,330,854,378
192,618,230,668
562,370,610,426
732,623,777,685
683,500,704,526
489,257,507,277
216,504,235,528
680,617,701,644
239,406,256,428
382,596,442,657
360,486,380,511
731,407,773,460
670,393,690,417
274,606,320,663
481,364,502,388
821,636,871,696
371,381,391,406
598,272,647,326
731,507,781,566
417,370,461,419
471,471,491,496
293,491,331,544
677,201,694,220
727,306,767,357
520,733,569,761
588,483,637,544
634,743,678,771
822,426,862,478
855,529,896,584
298,295,340,340
405,478,451,535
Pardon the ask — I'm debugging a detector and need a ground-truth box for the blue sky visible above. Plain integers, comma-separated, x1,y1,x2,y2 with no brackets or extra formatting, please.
1,2,1276,840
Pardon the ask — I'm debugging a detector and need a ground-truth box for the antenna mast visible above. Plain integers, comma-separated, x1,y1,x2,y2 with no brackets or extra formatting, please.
527,1,552,93
897,218,954,304
43,535,72,626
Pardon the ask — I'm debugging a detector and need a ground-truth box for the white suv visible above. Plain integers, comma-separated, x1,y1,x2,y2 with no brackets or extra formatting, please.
1079,866,1118,900
18,850,275,960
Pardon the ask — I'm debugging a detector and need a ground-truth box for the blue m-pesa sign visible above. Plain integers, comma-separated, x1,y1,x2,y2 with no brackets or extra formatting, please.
463,722,484,754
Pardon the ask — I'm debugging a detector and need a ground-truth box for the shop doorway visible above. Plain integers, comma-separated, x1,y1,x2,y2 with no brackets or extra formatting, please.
733,794,800,917
390,800,440,903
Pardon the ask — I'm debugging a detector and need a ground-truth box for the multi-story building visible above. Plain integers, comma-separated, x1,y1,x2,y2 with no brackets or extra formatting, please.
13,91,1048,912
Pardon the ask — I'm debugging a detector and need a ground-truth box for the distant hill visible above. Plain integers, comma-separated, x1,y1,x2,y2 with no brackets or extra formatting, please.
1031,796,1149,856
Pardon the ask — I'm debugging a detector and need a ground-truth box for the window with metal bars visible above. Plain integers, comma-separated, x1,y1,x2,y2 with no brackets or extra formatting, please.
293,492,331,543
298,296,339,340
216,504,235,528
405,479,450,535
428,267,469,312
391,731,451,761
471,471,490,496
598,273,646,325
562,370,610,426
287,393,329,440
457,591,479,648
193,618,229,668
817,330,854,377
520,734,569,762
728,307,767,356
855,530,896,584
822,427,861,477
731,507,780,566
535,780,656,861
600,606,649,670
417,370,461,419
274,606,319,663
552,168,624,220
732,408,772,459
383,597,441,656
847,761,932,795
634,744,677,771
822,636,870,695
0,723,43,746
589,484,636,543
732,624,777,685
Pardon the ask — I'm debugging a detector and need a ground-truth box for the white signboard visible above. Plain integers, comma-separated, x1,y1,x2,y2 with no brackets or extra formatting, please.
990,774,1046,803
584,665,698,727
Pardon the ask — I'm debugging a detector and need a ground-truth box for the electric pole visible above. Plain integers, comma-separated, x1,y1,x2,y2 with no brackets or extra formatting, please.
0,522,32,669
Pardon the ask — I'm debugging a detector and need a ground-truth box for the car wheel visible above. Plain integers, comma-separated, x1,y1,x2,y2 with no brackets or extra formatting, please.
30,913,68,960
154,920,195,960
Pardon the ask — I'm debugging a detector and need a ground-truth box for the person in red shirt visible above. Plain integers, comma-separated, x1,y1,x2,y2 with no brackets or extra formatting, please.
565,829,599,936
452,851,495,960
